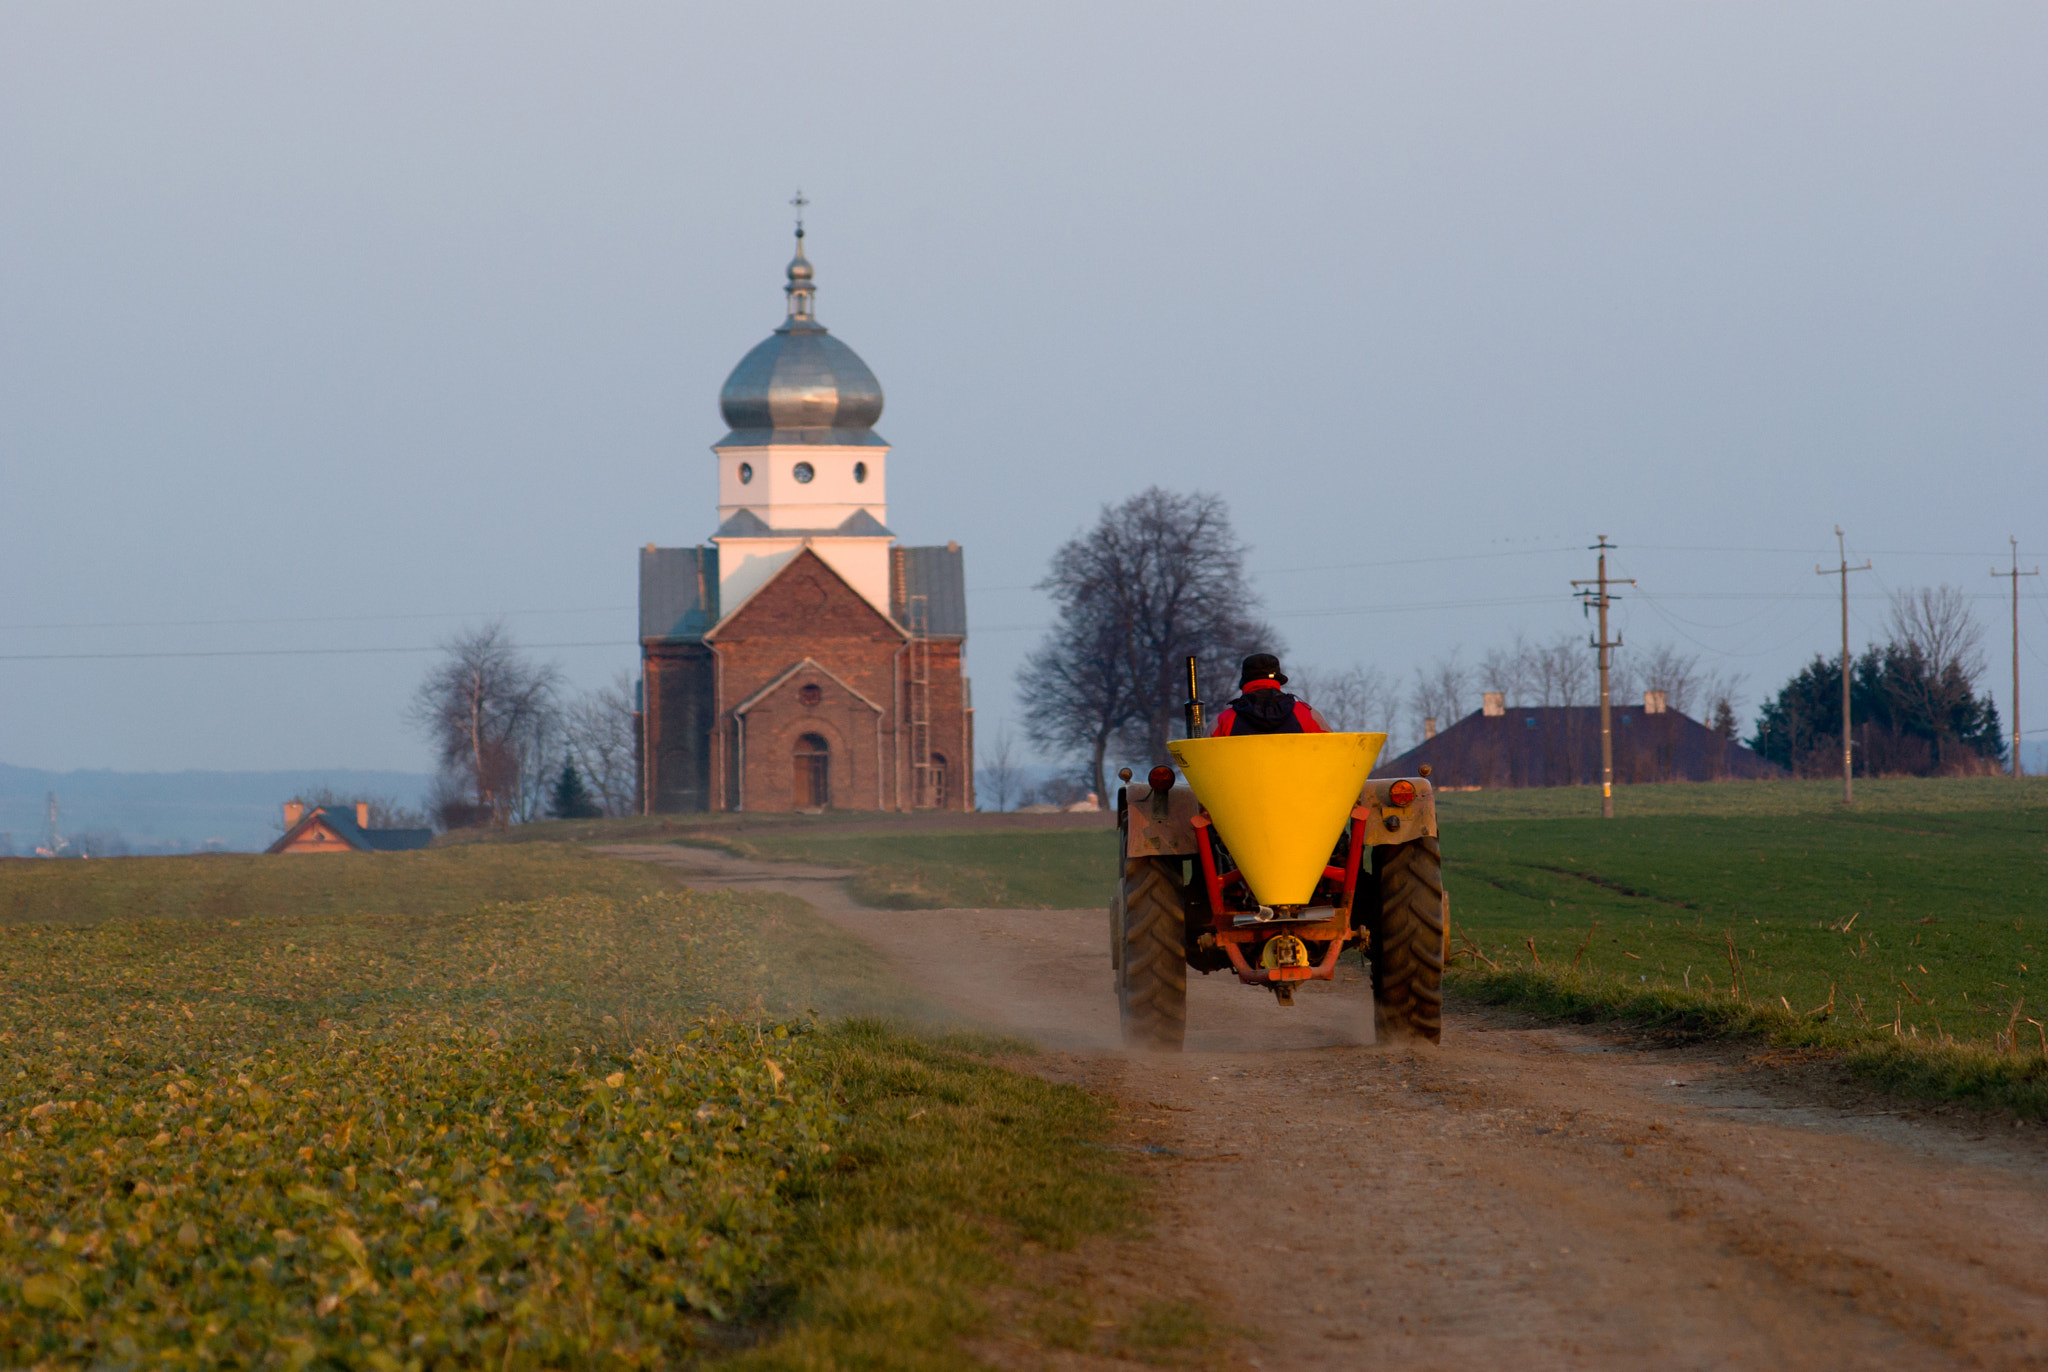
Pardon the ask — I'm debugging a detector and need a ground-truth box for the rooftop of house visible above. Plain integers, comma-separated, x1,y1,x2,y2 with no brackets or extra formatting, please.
265,802,434,854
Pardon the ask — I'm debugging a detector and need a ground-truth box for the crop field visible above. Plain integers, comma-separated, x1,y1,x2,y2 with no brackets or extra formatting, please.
0,848,1143,1367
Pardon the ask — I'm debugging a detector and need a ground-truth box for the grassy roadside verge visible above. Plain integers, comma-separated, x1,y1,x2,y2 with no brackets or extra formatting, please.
1448,963,2048,1117
0,849,1158,1366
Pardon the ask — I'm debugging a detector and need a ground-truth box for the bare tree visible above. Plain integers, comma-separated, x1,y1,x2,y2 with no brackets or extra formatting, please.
1479,635,1535,708
1018,610,1138,808
1615,643,1703,714
1889,586,1985,688
409,623,561,827
1529,633,1595,707
976,723,1026,812
1294,663,1402,751
1474,633,1593,710
1409,650,1471,740
1885,585,1988,769
560,671,640,818
1022,488,1274,803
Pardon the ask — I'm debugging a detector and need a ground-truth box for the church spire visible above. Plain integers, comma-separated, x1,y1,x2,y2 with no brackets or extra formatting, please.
785,189,815,322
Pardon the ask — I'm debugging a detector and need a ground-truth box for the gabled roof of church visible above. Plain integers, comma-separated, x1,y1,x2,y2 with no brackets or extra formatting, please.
891,545,967,638
640,546,720,642
712,508,894,540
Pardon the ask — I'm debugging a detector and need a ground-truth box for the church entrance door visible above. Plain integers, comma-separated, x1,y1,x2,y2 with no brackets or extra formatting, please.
793,734,831,810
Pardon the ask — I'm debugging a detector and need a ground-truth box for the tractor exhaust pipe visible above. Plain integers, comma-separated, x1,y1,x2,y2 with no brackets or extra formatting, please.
1183,655,1204,739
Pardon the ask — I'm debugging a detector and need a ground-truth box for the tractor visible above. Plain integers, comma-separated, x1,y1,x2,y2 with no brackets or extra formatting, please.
1109,662,1446,1050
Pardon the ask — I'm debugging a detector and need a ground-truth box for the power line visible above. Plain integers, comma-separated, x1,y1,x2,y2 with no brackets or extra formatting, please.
0,640,633,663
0,606,633,633
966,543,1588,593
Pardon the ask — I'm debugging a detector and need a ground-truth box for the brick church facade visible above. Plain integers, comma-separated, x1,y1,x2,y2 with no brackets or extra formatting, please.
638,225,972,812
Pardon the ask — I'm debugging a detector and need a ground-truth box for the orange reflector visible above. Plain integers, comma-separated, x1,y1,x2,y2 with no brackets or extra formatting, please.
1148,765,1175,791
1389,780,1417,807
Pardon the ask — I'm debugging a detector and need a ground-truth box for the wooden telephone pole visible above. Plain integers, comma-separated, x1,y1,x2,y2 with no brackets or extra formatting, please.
1816,527,1871,805
1991,537,2038,778
1572,536,1634,819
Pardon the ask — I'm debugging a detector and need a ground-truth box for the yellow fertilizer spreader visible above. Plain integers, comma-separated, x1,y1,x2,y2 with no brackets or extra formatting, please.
1108,677,1446,1052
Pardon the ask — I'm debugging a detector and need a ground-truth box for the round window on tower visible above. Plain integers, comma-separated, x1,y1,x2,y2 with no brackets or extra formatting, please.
792,461,815,484
738,462,753,484
854,461,868,483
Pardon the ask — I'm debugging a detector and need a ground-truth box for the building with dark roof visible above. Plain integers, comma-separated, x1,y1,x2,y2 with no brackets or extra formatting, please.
265,801,433,854
637,224,972,813
1374,696,1783,789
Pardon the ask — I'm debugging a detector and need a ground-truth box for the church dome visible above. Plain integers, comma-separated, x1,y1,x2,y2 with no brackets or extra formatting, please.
717,232,886,447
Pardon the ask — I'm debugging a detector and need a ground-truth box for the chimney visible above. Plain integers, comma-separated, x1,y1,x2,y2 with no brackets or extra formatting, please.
1482,692,1505,717
356,801,371,828
1643,690,1668,715
1424,717,1439,739
283,801,304,828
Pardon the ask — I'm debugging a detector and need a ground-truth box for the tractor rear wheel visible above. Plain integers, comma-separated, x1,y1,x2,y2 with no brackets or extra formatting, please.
1369,837,1445,1042
1116,857,1187,1051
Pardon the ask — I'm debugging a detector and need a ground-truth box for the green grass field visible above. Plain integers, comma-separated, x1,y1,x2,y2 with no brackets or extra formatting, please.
1433,775,2048,821
0,847,1162,1367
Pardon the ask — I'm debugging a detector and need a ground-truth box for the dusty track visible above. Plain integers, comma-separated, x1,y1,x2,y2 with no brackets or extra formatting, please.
603,843,2048,1369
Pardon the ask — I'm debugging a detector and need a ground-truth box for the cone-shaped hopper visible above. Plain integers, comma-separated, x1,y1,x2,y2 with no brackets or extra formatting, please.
1166,733,1387,906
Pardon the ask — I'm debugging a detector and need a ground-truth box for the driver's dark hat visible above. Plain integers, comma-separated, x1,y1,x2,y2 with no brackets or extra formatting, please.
1239,653,1286,686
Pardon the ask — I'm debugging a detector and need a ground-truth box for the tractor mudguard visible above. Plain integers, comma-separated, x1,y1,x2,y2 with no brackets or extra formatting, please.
1121,782,1202,859
1360,777,1438,846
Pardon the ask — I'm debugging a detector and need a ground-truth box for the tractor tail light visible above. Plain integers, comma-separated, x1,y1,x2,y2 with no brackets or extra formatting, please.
1148,766,1176,791
1388,780,1417,807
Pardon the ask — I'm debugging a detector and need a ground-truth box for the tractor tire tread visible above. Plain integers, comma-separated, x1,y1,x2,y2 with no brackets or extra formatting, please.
1372,837,1445,1043
1119,857,1187,1051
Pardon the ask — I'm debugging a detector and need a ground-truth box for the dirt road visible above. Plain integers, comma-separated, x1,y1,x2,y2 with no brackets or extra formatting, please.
603,844,2048,1369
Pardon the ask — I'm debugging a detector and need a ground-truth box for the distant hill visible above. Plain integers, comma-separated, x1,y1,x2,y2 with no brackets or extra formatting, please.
0,764,433,854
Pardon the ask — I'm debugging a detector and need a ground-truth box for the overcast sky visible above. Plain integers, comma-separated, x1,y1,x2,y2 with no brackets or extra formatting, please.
3,2,2044,777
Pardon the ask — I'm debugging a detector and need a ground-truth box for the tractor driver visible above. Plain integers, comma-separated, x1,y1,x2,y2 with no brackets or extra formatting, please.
1209,653,1331,736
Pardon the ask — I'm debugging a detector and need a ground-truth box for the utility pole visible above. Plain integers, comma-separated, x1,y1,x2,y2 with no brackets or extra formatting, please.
1815,527,1871,805
1992,537,2038,778
1572,536,1634,819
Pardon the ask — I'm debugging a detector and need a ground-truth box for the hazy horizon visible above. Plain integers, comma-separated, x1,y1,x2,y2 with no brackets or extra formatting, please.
4,3,2044,777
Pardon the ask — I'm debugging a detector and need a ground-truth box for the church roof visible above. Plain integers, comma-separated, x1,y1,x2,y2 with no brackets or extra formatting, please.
642,541,968,643
716,231,887,448
712,508,894,539
640,545,720,642
891,545,967,638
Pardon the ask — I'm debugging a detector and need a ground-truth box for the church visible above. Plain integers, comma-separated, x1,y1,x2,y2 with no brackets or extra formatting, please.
638,224,973,813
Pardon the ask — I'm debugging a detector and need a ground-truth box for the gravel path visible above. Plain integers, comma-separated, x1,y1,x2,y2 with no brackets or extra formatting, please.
602,842,2048,1370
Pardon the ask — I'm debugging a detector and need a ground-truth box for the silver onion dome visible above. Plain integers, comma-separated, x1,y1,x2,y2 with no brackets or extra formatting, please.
716,230,886,447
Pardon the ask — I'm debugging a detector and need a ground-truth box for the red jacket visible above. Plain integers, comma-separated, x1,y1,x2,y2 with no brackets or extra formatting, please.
1210,680,1330,736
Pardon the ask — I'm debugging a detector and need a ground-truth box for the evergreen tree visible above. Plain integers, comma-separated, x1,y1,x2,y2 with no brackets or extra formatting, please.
1751,646,2003,776
548,762,602,819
